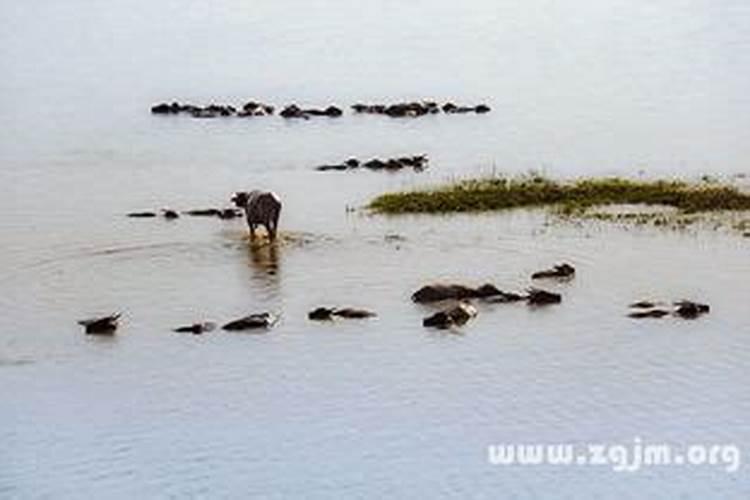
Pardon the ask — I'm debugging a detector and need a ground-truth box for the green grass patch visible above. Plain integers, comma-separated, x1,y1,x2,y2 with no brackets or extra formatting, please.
368,177,750,215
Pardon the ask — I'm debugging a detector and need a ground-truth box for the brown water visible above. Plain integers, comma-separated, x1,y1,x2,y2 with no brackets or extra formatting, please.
2,1,750,498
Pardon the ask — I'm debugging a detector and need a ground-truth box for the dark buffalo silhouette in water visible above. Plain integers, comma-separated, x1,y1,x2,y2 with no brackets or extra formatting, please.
78,313,120,334
232,190,282,240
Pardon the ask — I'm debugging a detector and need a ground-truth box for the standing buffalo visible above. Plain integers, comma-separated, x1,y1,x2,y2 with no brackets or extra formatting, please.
231,190,282,240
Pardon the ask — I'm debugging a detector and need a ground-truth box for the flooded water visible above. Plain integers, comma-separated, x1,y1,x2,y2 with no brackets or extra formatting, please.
2,1,750,498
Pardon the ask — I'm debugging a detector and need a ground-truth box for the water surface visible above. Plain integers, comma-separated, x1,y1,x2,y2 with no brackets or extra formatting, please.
2,1,749,498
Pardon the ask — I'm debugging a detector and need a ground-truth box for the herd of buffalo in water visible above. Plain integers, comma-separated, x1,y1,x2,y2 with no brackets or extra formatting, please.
78,252,710,335
151,100,491,120
76,99,710,335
